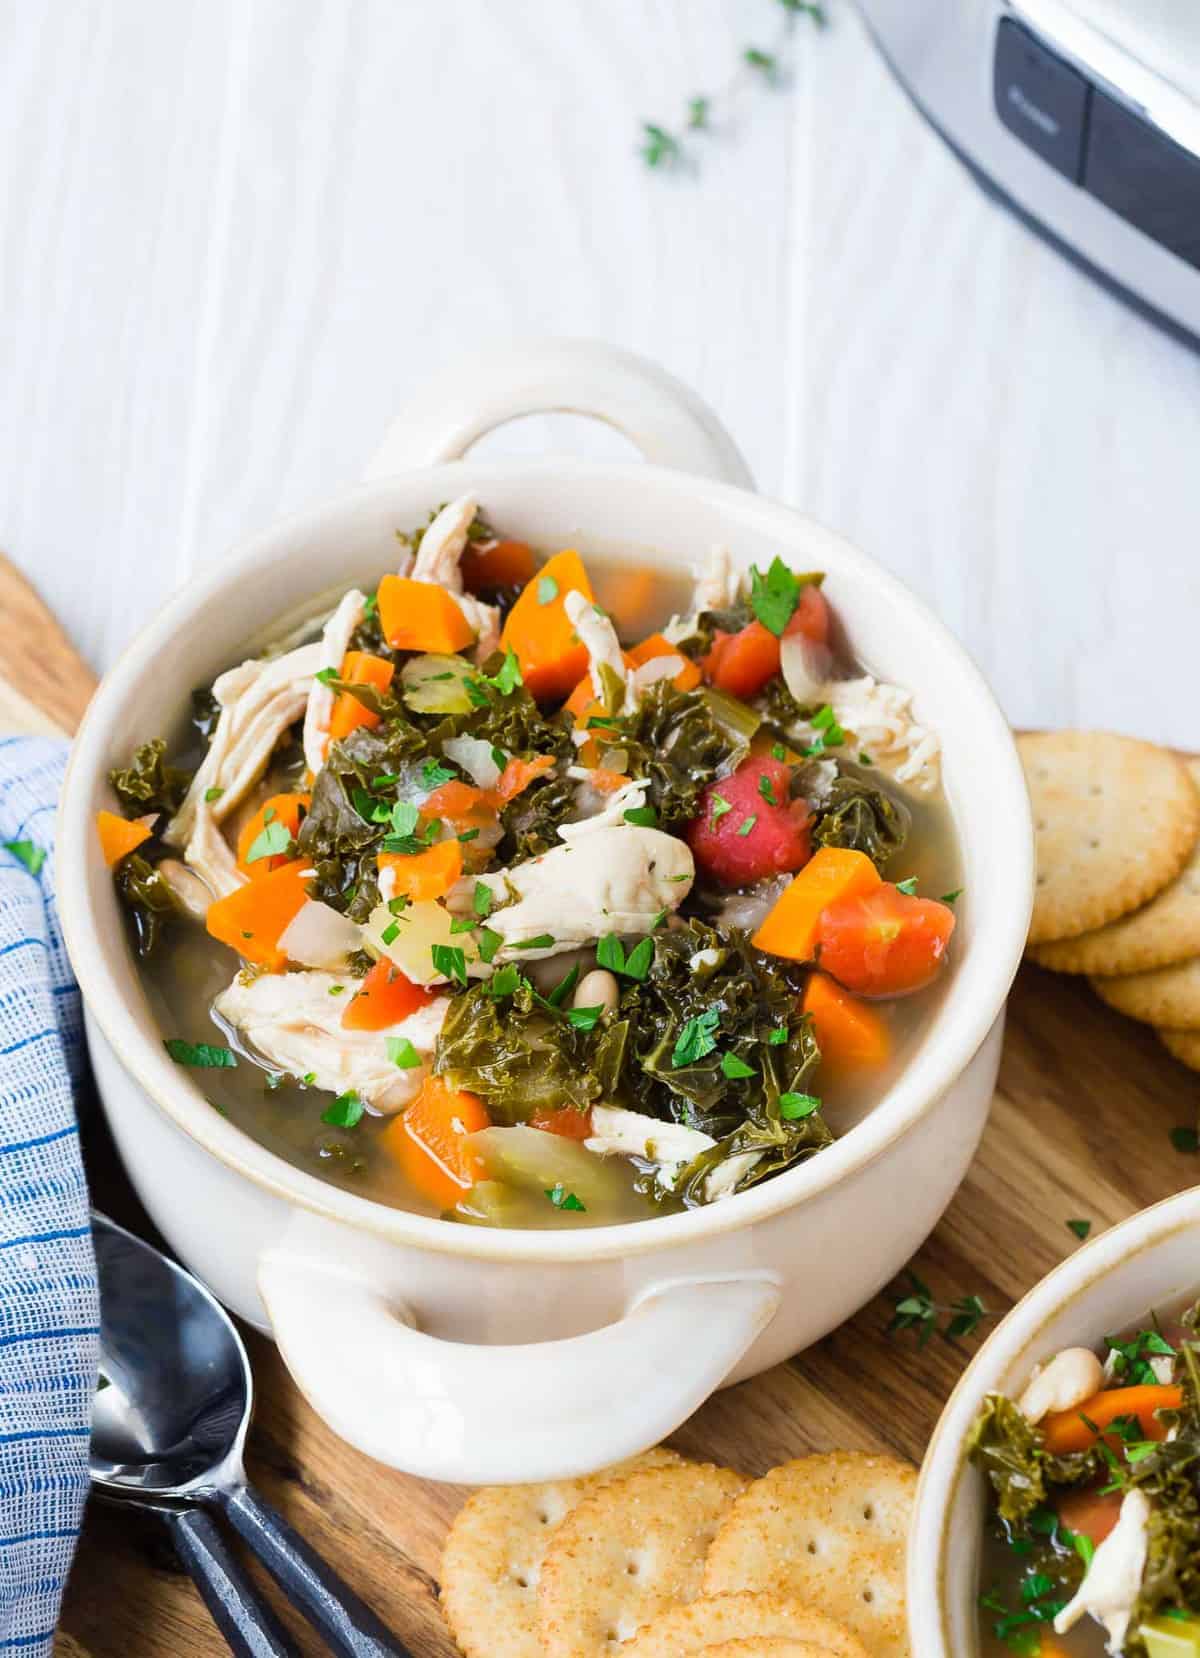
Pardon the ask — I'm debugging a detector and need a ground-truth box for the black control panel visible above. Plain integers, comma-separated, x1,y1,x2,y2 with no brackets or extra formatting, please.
994,16,1200,273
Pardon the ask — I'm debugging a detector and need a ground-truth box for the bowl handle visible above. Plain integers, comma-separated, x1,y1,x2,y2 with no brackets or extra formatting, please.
361,338,754,488
257,1250,779,1484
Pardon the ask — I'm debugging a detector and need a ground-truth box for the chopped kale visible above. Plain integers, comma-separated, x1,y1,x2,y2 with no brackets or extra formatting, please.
109,739,193,817
611,681,751,827
810,774,910,872
113,853,181,956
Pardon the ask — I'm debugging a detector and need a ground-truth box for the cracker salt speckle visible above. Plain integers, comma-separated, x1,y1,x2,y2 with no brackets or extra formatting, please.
1091,956,1200,1031
701,1452,916,1658
537,1461,746,1658
1018,732,1199,945
621,1589,869,1658
439,1448,684,1658
1030,761,1200,974
1160,1027,1200,1072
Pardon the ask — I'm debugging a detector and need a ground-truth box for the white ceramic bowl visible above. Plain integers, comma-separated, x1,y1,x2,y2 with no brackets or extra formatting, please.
909,1188,1200,1653
59,339,1033,1484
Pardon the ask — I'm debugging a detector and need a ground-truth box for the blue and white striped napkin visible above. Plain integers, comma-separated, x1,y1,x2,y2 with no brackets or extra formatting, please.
0,736,98,1655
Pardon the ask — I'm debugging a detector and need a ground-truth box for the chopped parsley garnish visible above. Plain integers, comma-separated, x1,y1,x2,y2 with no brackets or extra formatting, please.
767,1026,788,1045
431,943,468,985
672,1009,721,1067
546,964,580,1006
545,1184,586,1212
380,920,401,946
779,1091,820,1119
321,1090,365,1128
487,648,524,696
720,1052,757,1079
204,786,225,802
512,934,555,951
486,964,523,998
314,666,340,685
371,772,401,789
810,703,846,746
450,916,478,934
458,828,480,843
736,814,757,837
301,1072,316,1086
1171,1125,1199,1154
386,1037,421,1069
567,1005,604,1031
587,715,621,730
420,758,457,790
1105,1327,1175,1385
749,557,801,637
473,882,493,919
596,933,654,981
858,751,873,766
537,575,559,605
623,805,658,827
940,888,963,905
390,801,420,838
895,876,919,896
757,773,778,806
387,896,409,916
708,793,732,826
164,1038,237,1069
328,984,345,995
3,839,46,876
244,819,294,864
477,927,503,964
771,743,787,762
490,744,507,772
1066,1218,1092,1240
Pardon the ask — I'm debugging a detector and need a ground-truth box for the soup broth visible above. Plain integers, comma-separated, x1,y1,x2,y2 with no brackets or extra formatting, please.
102,499,961,1228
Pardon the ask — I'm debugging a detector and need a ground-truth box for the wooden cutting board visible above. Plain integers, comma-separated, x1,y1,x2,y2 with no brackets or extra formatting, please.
3,552,1196,1657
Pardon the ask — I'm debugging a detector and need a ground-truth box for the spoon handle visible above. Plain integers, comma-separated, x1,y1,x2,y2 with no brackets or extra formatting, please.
219,1483,413,1657
160,1506,300,1658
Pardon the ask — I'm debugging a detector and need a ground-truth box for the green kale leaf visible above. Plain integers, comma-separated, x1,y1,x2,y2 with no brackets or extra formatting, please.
113,853,181,956
810,774,910,872
109,739,193,817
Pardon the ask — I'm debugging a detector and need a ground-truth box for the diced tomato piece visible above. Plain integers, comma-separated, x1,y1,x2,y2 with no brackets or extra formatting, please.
815,884,956,998
701,583,829,700
528,1107,594,1141
341,959,435,1031
1055,1484,1123,1548
493,755,556,804
687,756,811,889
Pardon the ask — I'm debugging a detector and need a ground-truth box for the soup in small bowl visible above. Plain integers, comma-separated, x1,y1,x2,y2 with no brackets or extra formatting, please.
909,1189,1200,1658
96,495,961,1230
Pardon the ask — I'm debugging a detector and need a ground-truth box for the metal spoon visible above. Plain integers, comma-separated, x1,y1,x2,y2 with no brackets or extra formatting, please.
90,1211,411,1658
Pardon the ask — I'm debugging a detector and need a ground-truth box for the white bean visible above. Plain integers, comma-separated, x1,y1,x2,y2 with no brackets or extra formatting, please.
573,969,619,1015
1018,1347,1105,1425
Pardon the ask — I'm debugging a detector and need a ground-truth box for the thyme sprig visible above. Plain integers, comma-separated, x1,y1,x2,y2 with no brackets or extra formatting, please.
640,0,826,172
887,1270,994,1346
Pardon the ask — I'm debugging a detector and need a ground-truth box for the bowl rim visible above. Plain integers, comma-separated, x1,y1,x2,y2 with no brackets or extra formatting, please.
58,455,1035,1265
908,1183,1200,1654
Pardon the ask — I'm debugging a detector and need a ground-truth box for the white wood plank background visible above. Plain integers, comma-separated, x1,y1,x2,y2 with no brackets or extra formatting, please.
2,0,1198,743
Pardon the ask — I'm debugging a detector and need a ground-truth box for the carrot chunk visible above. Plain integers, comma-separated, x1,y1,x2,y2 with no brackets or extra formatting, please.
702,620,781,700
377,575,475,654
1041,1384,1183,1454
205,859,310,970
341,959,435,1031
802,972,891,1070
96,809,152,868
499,549,594,703
236,793,310,880
328,651,395,743
752,847,881,962
382,1075,489,1210
461,538,536,593
626,632,701,691
493,754,556,804
378,839,463,903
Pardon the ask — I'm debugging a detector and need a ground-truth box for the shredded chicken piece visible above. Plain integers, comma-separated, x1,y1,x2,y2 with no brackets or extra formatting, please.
164,642,323,898
410,492,500,661
824,676,941,793
213,969,448,1114
585,1105,760,1201
302,589,367,776
558,779,650,837
462,821,693,960
692,544,741,612
564,589,627,703
1054,1488,1149,1650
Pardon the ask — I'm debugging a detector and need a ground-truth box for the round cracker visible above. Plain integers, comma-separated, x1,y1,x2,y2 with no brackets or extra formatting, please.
696,1644,831,1656
1018,732,1199,945
537,1462,747,1658
621,1590,869,1658
1030,762,1200,974
1090,957,1200,1030
702,1453,916,1658
1159,1027,1200,1072
440,1448,684,1658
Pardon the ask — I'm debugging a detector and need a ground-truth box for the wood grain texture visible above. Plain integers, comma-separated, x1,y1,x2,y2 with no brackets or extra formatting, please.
0,556,96,732
2,2,1198,742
